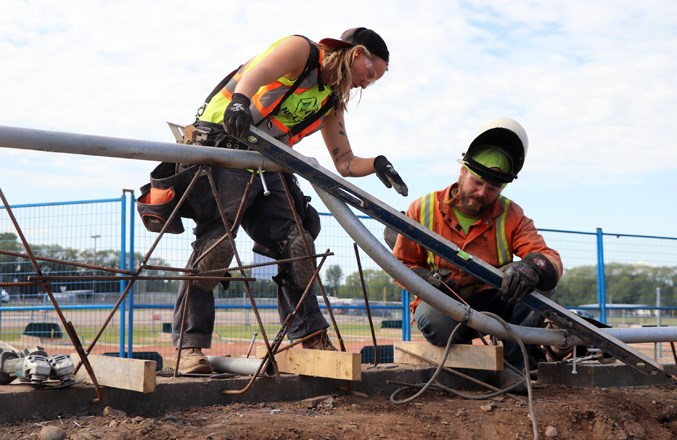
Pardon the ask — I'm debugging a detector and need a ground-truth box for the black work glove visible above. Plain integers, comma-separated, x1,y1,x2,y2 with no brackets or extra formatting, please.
374,155,408,196
500,261,540,303
223,93,253,139
500,253,558,303
412,267,458,295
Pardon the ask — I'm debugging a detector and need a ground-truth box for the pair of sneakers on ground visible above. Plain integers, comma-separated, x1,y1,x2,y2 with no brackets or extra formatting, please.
178,329,337,374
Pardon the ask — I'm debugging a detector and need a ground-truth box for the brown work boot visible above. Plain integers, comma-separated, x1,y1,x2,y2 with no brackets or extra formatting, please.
177,348,212,374
302,329,338,351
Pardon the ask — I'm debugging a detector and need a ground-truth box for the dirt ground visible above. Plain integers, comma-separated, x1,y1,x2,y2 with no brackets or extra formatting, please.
1,383,676,440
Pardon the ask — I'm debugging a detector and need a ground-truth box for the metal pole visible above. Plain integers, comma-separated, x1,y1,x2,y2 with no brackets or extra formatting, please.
596,228,607,325
207,356,275,376
91,235,100,265
118,193,128,358
656,287,662,359
316,185,568,347
127,190,136,359
90,234,100,300
401,288,411,341
0,125,286,171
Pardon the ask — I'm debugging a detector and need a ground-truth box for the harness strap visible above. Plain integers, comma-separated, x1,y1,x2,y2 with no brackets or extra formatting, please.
254,35,322,126
203,65,241,107
195,65,242,121
199,35,332,139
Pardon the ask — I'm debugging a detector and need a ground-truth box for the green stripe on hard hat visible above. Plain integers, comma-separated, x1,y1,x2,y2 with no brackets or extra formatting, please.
460,117,529,184
471,148,511,173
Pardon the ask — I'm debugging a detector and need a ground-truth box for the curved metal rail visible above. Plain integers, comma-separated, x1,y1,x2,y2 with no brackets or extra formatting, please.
1,124,676,348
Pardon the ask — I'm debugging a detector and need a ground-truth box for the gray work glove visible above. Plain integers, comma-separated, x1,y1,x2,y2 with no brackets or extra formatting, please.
374,155,408,196
412,267,458,294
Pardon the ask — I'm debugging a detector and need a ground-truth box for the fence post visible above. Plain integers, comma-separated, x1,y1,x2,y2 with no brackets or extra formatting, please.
119,192,127,357
126,189,136,358
596,228,607,324
656,287,662,359
401,289,410,341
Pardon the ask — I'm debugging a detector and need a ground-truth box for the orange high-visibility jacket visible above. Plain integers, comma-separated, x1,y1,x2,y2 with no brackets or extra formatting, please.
392,183,563,313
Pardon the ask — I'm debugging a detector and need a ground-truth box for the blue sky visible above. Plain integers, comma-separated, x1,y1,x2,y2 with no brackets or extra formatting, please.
1,0,676,238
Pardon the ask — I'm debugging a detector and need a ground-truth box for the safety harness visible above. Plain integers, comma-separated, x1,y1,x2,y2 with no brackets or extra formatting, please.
195,35,337,140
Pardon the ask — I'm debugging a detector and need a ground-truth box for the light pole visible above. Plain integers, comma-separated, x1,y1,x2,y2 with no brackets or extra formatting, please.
91,234,101,265
91,234,100,299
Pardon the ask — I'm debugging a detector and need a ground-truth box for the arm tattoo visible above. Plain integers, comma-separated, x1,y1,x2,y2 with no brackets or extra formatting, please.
333,149,352,165
338,121,347,138
342,157,354,176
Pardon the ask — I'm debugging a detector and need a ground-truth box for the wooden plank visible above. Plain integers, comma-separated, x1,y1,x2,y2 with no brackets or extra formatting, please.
71,353,156,393
394,341,503,371
255,347,361,381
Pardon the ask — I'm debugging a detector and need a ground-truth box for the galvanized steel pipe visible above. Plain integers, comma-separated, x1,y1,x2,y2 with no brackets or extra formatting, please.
207,356,275,376
0,125,286,171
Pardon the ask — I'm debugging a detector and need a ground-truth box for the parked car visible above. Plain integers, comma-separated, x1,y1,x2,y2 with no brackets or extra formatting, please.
1,289,9,303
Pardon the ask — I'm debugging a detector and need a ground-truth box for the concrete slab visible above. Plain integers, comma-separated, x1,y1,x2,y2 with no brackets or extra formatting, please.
538,361,677,388
2,362,673,425
0,364,494,424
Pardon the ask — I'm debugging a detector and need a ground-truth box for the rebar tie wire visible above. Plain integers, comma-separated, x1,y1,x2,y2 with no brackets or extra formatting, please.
0,249,134,275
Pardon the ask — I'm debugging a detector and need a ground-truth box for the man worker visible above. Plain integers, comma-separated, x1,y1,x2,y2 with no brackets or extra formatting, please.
392,117,563,392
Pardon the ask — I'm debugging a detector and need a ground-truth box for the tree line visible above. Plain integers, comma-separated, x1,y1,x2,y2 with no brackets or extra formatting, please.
552,262,676,306
0,232,174,298
3,230,674,307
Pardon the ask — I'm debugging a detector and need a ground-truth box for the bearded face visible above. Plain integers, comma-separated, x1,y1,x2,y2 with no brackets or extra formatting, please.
456,167,503,216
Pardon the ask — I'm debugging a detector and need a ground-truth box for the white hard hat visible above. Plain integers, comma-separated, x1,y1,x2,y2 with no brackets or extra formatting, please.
461,117,529,183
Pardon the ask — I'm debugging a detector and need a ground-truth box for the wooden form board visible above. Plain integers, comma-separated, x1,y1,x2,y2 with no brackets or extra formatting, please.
255,347,361,381
394,341,503,371
72,353,156,393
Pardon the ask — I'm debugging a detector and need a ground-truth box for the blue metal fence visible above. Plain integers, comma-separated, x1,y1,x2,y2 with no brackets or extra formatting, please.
1,194,675,363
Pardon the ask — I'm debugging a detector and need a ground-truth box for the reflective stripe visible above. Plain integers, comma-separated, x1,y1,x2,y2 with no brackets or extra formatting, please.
419,192,511,269
496,195,512,266
418,192,437,271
